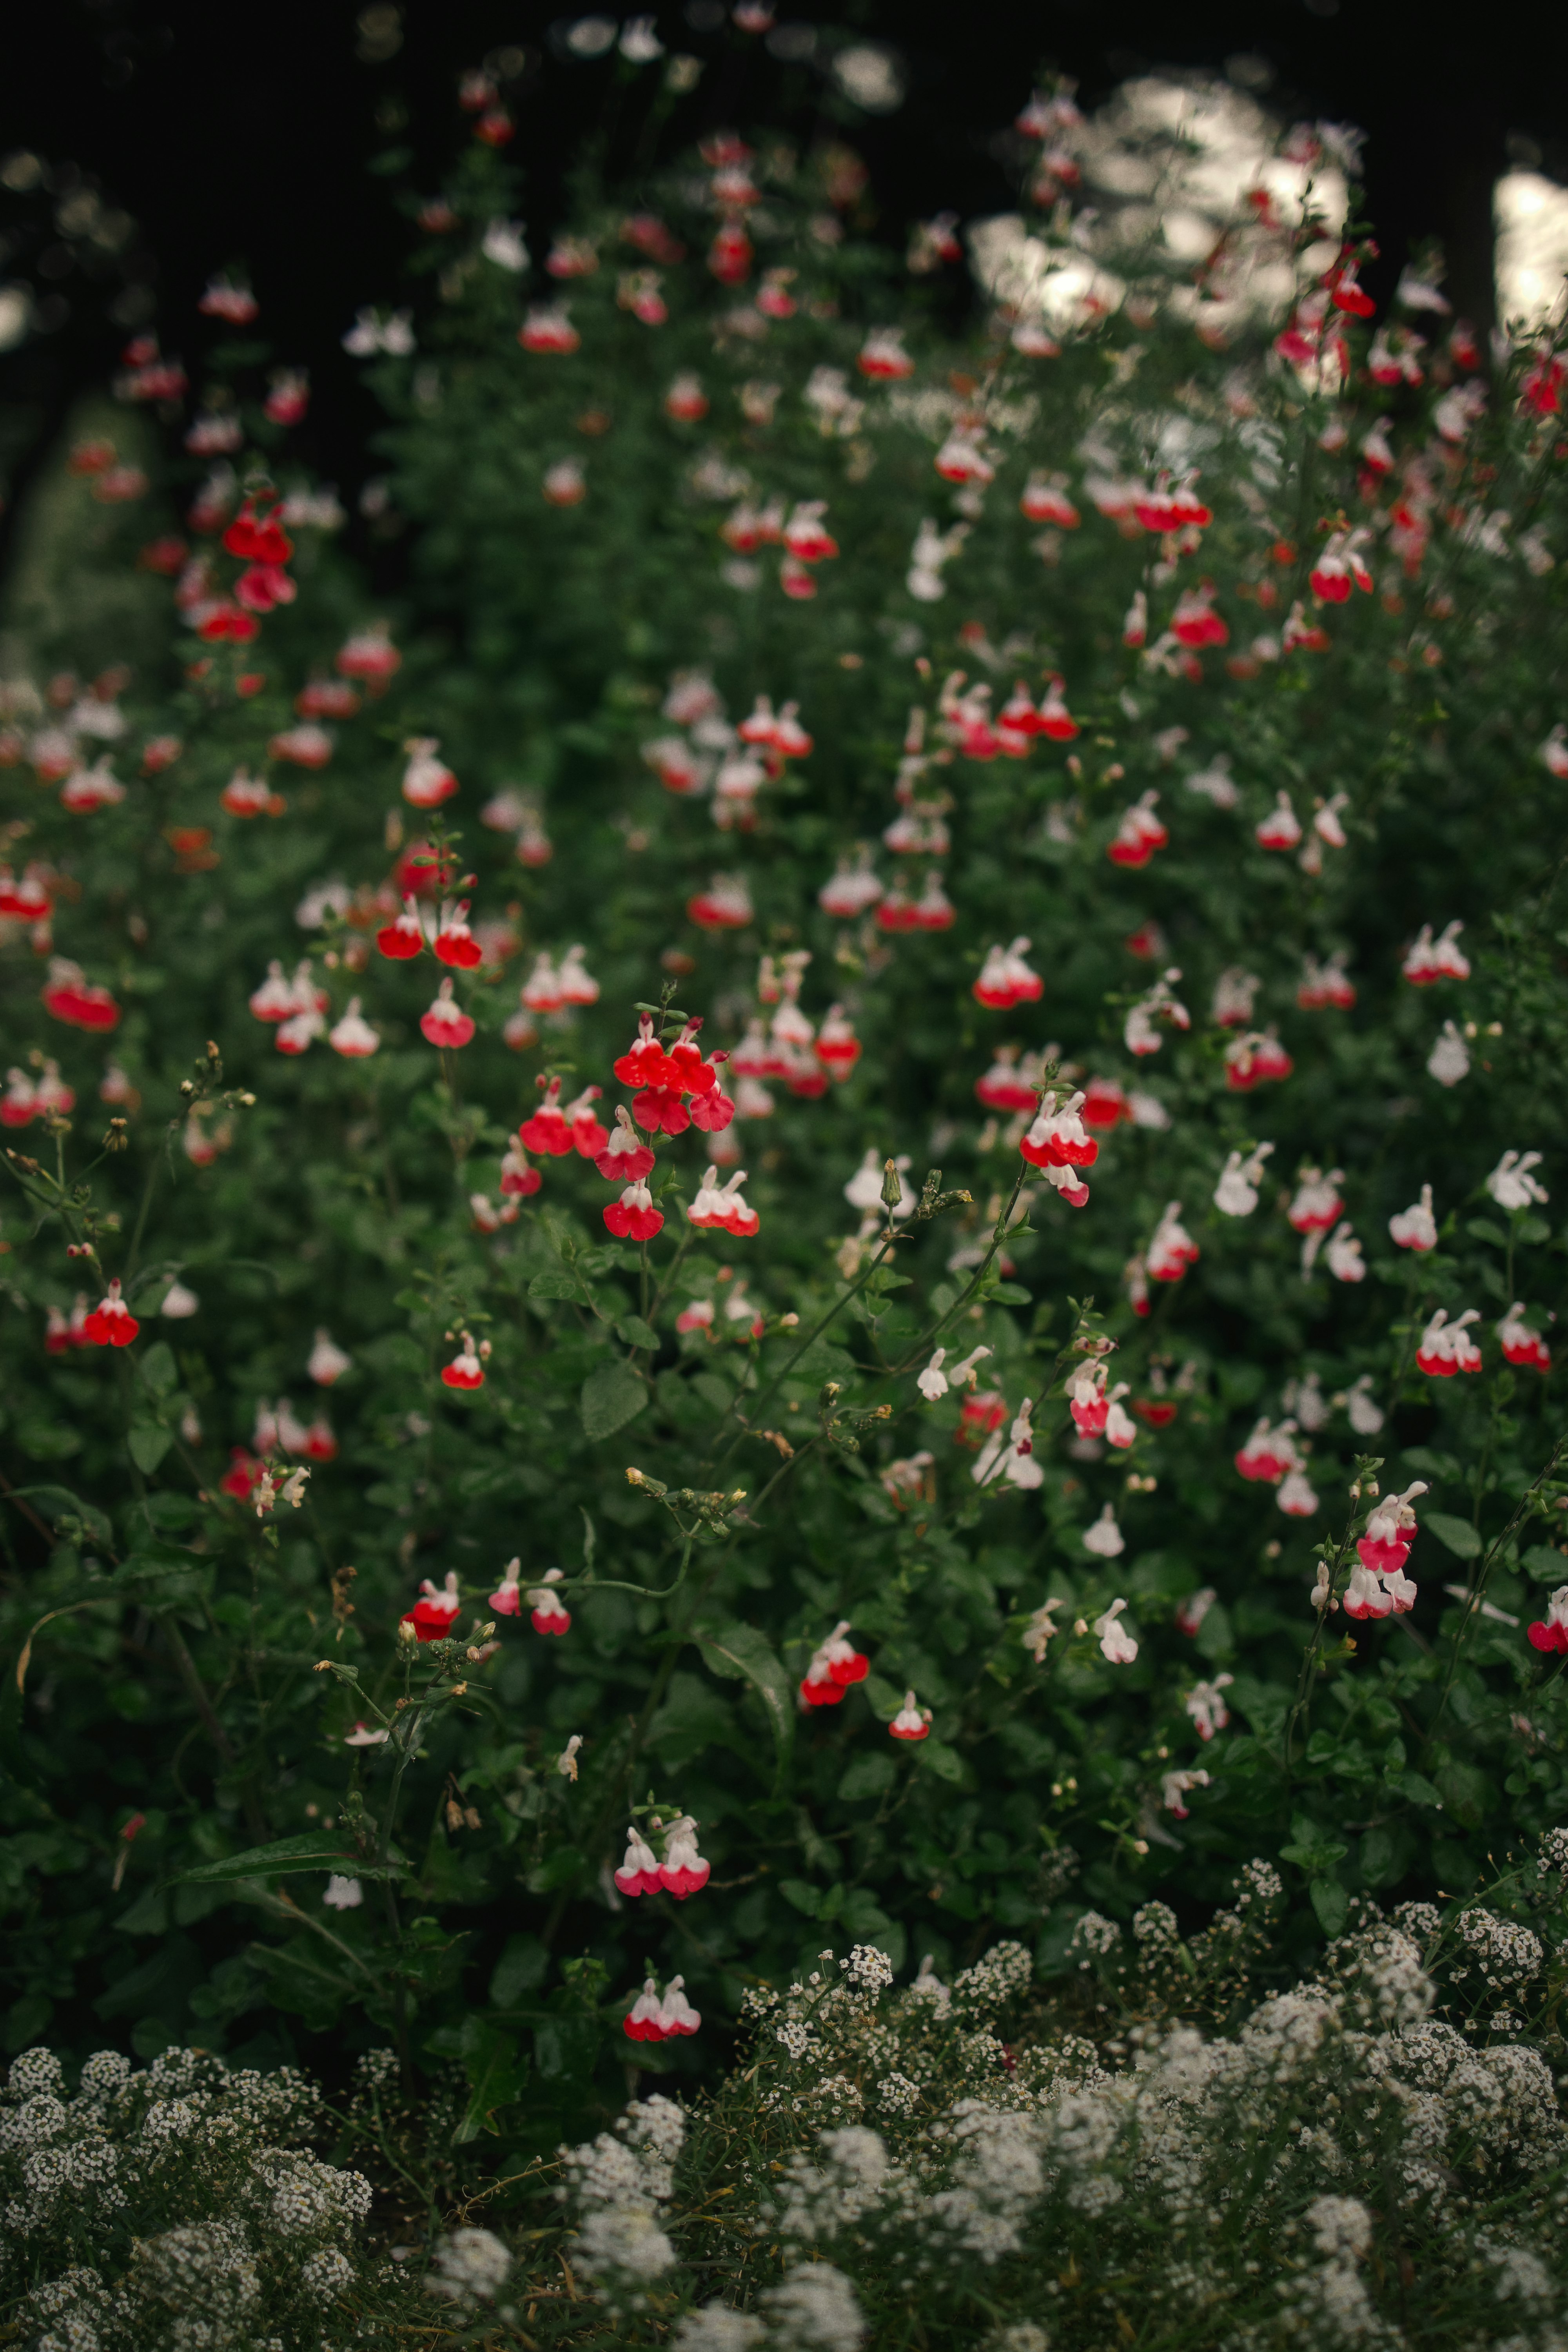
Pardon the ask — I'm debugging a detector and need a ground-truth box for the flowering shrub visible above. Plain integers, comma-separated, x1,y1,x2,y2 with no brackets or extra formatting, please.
2,46,1568,2181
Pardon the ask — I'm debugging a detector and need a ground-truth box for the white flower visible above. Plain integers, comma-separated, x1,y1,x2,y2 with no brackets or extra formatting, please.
323,1875,362,1910
1082,1504,1124,1557
428,2227,513,2304
159,1279,198,1318
482,218,530,271
761,2262,865,2352
917,1348,950,1401
1427,1019,1469,1085
1213,1141,1273,1216
1487,1149,1548,1210
1093,1597,1137,1663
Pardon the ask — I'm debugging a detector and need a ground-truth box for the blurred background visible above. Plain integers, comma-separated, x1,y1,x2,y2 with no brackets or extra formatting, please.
0,0,1565,574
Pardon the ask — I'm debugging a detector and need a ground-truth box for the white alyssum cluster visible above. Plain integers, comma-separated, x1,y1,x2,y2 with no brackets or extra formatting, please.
2,2043,371,2352
560,2094,687,2305
561,1877,1568,2352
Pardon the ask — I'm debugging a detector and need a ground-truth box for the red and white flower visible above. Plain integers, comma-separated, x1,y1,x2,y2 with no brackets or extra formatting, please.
1287,1167,1343,1235
1223,1030,1293,1090
1107,791,1167,866
401,737,457,809
687,874,753,930
420,978,475,1049
1161,1767,1210,1818
403,1572,460,1641
973,937,1042,1009
1297,951,1355,1010
1255,791,1303,851
688,1166,758,1237
657,1815,711,1896
328,1000,379,1057
814,1005,861,1078
528,1566,571,1635
858,327,915,380
800,1620,869,1708
83,1278,138,1347
1527,1587,1568,1655
1499,1303,1552,1371
1309,528,1374,603
1389,1185,1437,1250
441,1332,486,1390
1402,920,1469,984
519,304,579,353
889,1691,931,1740
1234,1417,1301,1485
819,852,884,919
595,1104,657,1183
605,1180,663,1241
1185,1675,1234,1740
1147,1202,1199,1283
1416,1307,1482,1376
309,1330,351,1385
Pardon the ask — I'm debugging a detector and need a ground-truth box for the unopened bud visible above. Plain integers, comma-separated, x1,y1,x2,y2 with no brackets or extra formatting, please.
397,1619,418,1646
880,1156,904,1212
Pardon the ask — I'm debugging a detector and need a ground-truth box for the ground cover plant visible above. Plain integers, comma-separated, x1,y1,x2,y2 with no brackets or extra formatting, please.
2,33,1568,2339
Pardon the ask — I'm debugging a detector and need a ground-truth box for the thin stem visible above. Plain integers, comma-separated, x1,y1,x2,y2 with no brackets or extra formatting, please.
1427,1436,1567,1746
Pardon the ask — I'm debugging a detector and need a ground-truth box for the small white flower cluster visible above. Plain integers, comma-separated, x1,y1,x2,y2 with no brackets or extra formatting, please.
2,2043,370,2350
1457,1906,1545,1989
557,1891,1568,2352
560,2093,687,2308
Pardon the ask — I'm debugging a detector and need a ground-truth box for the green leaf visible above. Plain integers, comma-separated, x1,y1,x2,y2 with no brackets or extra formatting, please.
838,1749,896,1802
915,1738,971,1786
528,1270,581,1301
171,1832,403,1886
1517,1214,1552,1245
778,1878,822,1918
1522,1544,1568,1583
128,1424,174,1476
617,1315,659,1350
138,1341,178,1397
1425,1512,1482,1561
451,2016,526,2145
691,1373,734,1413
990,1282,1032,1305
1391,1768,1445,1810
489,1933,548,2008
1279,1840,1349,1876
1466,1218,1508,1248
1435,1760,1490,1828
580,1360,647,1441
697,1622,795,1776
1309,1879,1349,1938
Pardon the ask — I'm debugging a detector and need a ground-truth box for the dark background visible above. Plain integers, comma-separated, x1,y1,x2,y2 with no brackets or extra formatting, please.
0,0,1564,557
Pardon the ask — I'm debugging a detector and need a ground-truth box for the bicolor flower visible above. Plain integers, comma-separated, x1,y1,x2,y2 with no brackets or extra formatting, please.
889,1691,931,1741
441,1332,486,1390
528,1566,571,1635
1416,1307,1482,1377
1498,1303,1551,1371
403,1571,460,1641
1389,1185,1437,1250
800,1621,869,1708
